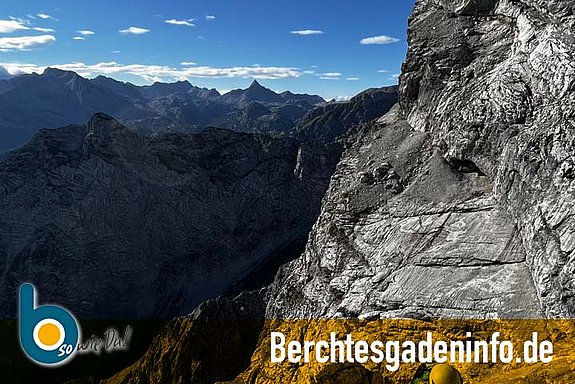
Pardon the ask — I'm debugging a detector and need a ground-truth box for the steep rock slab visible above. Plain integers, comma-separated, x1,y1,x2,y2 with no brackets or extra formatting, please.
267,115,543,319
400,0,575,317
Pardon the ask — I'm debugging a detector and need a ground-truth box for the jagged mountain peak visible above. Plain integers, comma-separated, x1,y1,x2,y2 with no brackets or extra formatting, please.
244,80,279,96
280,90,326,106
149,79,193,90
84,113,142,154
140,80,195,98
41,67,80,79
248,79,263,89
0,66,13,80
87,112,124,132
296,86,399,143
10,114,137,164
92,74,133,86
221,79,285,106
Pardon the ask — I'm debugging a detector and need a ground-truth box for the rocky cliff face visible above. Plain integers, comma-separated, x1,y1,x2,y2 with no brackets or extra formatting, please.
268,0,575,320
401,0,575,318
0,113,340,318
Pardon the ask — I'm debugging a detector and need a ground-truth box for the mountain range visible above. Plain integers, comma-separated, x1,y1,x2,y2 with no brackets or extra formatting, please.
0,68,326,152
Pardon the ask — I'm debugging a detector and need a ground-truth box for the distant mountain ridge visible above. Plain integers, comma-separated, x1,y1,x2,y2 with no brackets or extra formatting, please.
0,68,327,151
296,86,399,143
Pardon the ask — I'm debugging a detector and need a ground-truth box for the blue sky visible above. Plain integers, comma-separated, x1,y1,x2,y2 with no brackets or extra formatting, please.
0,0,415,100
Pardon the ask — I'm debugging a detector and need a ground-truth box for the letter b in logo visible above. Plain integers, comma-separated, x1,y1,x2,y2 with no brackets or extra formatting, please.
19,284,80,366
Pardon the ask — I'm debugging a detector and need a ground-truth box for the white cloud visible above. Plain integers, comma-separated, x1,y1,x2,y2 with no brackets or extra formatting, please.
0,35,55,51
73,36,85,41
119,27,150,35
180,61,197,66
36,13,52,20
0,19,30,33
112,50,121,54
9,16,28,22
336,96,352,102
206,15,216,21
78,30,95,36
360,35,400,45
303,70,315,75
346,77,359,81
33,27,55,33
290,29,324,36
0,61,303,82
377,69,390,73
165,19,195,27
318,72,341,80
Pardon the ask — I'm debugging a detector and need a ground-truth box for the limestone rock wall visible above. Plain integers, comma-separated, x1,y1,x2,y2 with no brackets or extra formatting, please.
267,0,575,319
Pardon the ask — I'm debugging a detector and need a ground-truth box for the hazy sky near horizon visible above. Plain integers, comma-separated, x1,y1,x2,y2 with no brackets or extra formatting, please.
0,0,416,100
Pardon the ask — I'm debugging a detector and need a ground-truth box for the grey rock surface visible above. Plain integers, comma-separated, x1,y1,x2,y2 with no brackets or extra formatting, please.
267,0,575,319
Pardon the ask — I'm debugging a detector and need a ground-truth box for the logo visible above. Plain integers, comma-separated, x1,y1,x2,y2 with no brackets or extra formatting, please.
19,283,81,367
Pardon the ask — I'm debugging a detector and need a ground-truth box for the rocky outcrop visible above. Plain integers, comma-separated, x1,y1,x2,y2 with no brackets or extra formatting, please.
0,113,339,318
267,110,543,320
106,290,268,384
